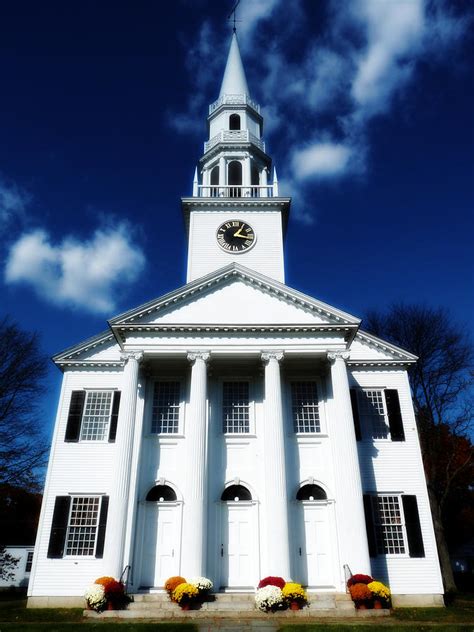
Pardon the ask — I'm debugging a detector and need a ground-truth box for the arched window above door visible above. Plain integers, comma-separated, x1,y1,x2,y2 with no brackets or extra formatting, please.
221,484,252,502
146,484,177,502
229,113,241,130
296,484,327,501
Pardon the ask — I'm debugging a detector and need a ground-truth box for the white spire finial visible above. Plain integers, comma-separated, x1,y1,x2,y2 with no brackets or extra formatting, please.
219,32,249,98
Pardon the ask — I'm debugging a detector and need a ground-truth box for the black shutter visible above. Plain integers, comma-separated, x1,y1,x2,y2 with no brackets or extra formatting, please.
350,389,362,441
363,494,377,557
95,496,109,558
402,495,425,557
108,392,121,442
64,391,85,442
385,389,405,441
47,496,71,558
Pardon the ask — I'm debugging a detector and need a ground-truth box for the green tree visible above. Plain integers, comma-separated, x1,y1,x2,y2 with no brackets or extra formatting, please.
364,304,473,594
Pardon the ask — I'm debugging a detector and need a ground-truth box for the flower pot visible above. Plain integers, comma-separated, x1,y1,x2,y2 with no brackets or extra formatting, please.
290,601,300,611
357,603,367,610
107,601,115,611
374,599,383,609
181,602,191,610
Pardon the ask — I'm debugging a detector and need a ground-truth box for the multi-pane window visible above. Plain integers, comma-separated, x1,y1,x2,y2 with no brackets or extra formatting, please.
291,381,320,433
223,382,250,433
25,551,34,573
372,495,406,555
65,497,100,556
357,389,390,439
151,381,181,433
79,391,113,441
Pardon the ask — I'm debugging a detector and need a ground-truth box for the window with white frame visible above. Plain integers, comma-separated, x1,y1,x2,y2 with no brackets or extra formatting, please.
223,381,250,433
25,551,34,573
372,495,406,555
79,391,113,441
151,381,181,433
65,496,101,556
357,389,390,439
291,381,321,433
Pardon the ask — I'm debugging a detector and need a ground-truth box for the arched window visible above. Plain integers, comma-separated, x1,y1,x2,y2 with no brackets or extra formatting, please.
210,165,219,197
146,485,177,502
296,484,327,501
228,160,242,197
221,484,252,502
229,114,241,130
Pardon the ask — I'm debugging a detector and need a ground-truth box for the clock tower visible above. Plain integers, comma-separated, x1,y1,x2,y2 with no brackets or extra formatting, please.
182,32,291,283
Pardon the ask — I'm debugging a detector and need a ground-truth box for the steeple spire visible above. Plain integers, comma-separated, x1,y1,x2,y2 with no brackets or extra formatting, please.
219,32,249,97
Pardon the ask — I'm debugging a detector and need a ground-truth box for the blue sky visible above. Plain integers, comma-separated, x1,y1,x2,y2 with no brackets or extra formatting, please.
1,0,473,442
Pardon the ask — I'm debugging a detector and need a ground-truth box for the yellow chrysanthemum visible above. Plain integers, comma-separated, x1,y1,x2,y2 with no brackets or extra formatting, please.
367,581,391,600
282,582,307,601
172,582,199,603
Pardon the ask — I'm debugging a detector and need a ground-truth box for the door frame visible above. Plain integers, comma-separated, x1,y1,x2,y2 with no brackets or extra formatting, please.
294,499,338,590
135,499,183,589
218,500,260,590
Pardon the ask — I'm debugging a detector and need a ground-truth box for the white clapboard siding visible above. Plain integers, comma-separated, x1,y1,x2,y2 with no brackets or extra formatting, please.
187,210,284,282
350,369,443,594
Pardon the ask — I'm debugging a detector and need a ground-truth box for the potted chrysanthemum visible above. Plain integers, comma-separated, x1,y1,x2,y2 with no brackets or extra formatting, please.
84,583,106,612
282,582,308,610
348,582,372,609
367,580,391,608
255,585,285,612
172,582,199,610
164,575,186,598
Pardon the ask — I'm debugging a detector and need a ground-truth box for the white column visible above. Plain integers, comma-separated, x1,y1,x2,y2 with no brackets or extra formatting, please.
261,167,268,197
328,351,371,583
106,350,143,578
219,155,226,196
182,351,210,577
261,351,291,579
244,155,251,195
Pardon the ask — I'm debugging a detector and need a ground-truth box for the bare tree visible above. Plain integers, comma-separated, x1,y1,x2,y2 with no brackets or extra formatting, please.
364,304,473,593
0,317,48,489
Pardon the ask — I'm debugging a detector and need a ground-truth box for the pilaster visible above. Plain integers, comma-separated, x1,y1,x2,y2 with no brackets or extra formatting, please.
328,351,371,584
261,351,291,579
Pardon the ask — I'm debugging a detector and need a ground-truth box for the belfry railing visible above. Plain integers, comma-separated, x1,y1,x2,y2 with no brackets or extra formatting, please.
194,184,277,198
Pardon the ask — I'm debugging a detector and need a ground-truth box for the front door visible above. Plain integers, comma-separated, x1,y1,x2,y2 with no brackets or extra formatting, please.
298,503,333,587
221,503,255,588
141,503,179,588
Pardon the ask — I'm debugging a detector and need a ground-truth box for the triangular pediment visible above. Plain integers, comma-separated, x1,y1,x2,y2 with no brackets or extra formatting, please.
53,331,122,367
109,263,360,329
348,330,418,365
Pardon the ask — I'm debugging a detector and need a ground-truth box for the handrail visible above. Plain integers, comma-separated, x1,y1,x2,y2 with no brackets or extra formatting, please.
195,184,275,198
120,564,132,592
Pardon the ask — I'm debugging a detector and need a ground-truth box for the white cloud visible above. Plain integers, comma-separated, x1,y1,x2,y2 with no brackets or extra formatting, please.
291,143,352,180
0,177,29,229
5,224,145,314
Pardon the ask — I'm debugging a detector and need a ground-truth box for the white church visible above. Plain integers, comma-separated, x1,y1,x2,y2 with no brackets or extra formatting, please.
28,32,444,607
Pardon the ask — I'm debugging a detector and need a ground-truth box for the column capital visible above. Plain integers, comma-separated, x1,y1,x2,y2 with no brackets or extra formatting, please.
187,351,211,364
327,350,350,363
261,351,284,364
120,350,144,364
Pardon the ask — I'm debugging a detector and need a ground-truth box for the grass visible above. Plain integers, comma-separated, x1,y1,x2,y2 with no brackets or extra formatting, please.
279,627,473,632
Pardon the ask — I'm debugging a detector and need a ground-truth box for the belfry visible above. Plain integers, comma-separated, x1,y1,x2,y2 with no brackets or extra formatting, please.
28,30,444,609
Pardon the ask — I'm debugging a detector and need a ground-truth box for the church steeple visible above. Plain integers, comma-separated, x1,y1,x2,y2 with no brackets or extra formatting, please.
182,30,290,284
219,32,250,98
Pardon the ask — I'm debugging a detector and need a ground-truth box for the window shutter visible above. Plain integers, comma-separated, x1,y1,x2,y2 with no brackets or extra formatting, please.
402,495,425,557
64,391,85,442
95,496,109,558
108,392,121,442
350,389,362,441
363,494,377,557
385,389,405,441
47,496,71,558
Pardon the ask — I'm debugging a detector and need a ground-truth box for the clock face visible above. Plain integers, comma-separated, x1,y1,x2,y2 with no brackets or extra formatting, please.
216,220,256,253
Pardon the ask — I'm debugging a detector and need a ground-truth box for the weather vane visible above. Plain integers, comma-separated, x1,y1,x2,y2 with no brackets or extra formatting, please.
228,0,241,33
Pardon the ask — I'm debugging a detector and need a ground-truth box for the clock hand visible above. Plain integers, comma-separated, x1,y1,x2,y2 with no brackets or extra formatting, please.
233,226,246,238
